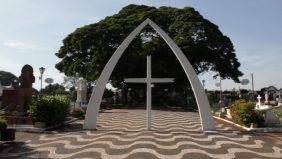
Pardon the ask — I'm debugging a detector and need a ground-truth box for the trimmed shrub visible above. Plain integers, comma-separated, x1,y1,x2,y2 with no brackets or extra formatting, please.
29,95,70,126
0,110,7,131
0,118,7,131
70,108,85,119
274,109,282,121
231,100,264,127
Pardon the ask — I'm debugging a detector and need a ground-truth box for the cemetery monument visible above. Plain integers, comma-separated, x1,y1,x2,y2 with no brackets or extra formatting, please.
83,19,215,131
2,65,35,113
76,79,88,107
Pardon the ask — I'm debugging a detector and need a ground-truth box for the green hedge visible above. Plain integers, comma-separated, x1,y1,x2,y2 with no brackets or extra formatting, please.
0,111,7,131
29,95,70,126
0,118,7,131
274,109,282,121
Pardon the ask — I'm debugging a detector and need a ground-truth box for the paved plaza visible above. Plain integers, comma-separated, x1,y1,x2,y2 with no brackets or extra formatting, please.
0,109,282,158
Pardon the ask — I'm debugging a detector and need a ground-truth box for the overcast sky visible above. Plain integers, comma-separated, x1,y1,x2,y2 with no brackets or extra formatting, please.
0,0,281,91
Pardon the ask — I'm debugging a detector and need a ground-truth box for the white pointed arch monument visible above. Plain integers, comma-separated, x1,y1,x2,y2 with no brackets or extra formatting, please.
84,18,215,131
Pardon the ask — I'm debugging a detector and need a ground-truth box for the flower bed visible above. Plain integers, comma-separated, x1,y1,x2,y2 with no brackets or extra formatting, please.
230,100,264,127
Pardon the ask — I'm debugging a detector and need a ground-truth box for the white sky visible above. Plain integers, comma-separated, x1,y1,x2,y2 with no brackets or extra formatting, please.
0,0,281,91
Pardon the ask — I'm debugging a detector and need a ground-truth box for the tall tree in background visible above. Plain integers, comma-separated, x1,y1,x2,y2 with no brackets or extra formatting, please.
55,4,243,89
0,71,18,86
41,83,66,95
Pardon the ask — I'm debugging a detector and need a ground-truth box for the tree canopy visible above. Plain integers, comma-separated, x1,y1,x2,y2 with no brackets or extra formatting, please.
55,4,243,88
41,83,66,95
0,71,18,86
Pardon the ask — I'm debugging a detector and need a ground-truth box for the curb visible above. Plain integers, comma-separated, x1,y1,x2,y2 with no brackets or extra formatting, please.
213,116,282,133
7,118,80,133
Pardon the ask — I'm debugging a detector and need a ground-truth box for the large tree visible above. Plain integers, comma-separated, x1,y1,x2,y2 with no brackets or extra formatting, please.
0,71,18,86
55,4,243,89
41,83,66,95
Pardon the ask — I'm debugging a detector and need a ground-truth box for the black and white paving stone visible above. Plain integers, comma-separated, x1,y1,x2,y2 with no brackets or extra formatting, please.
0,109,281,159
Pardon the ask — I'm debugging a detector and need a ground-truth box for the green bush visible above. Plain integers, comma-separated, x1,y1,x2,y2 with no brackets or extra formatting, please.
0,110,7,131
186,95,198,111
29,95,70,126
231,100,264,127
0,118,7,131
274,109,282,121
70,108,85,119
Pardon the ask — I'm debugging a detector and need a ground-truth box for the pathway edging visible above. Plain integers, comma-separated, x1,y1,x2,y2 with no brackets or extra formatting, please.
7,117,79,133
213,116,282,133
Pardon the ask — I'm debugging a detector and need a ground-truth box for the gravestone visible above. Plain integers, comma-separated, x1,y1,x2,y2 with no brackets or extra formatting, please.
255,95,282,126
265,92,269,103
256,95,262,109
76,79,87,107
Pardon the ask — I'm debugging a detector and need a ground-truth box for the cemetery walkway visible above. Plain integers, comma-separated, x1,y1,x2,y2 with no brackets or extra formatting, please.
0,109,282,159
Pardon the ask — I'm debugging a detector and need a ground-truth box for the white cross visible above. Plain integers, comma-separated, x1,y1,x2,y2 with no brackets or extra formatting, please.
257,95,261,104
124,55,174,130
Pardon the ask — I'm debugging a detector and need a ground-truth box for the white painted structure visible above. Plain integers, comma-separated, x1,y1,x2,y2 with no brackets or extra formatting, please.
255,95,282,126
264,86,282,102
76,79,88,105
124,55,174,130
265,92,269,103
256,95,271,110
255,95,262,109
83,18,215,131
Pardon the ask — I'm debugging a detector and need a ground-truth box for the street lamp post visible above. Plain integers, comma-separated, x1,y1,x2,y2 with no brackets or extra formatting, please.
215,80,223,108
39,67,45,92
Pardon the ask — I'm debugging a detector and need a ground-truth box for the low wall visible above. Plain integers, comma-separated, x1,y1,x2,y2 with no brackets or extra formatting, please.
265,106,282,126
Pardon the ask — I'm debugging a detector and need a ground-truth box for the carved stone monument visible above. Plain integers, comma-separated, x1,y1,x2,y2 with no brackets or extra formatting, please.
76,79,87,107
2,64,35,114
18,64,35,112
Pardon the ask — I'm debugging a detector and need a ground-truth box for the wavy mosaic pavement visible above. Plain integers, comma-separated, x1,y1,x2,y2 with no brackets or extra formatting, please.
0,109,282,159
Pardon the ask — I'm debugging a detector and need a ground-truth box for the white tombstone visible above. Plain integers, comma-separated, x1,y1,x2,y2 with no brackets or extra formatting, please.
256,95,262,109
256,95,271,110
76,79,87,106
265,91,269,103
226,108,232,119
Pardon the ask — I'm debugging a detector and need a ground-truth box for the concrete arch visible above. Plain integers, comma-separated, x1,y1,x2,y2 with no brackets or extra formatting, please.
83,18,215,131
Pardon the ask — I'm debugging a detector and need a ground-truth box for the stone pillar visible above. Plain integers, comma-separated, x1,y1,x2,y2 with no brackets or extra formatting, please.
76,79,87,107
